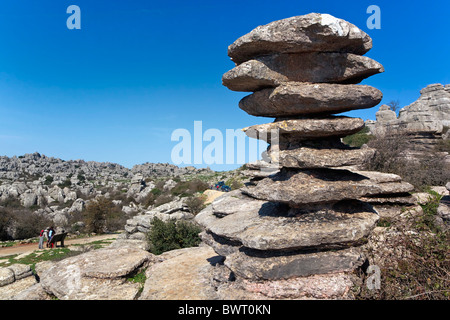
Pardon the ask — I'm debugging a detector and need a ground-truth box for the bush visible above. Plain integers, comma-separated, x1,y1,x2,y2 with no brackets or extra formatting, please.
146,217,202,255
58,179,72,188
364,134,450,190
83,196,124,234
1,209,53,240
185,196,205,215
225,178,244,190
44,176,54,186
171,179,209,197
0,209,12,241
356,191,450,300
342,126,375,148
153,194,173,207
13,212,49,240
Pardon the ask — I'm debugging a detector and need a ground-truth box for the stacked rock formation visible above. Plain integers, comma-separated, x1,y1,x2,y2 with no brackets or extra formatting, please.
196,13,414,299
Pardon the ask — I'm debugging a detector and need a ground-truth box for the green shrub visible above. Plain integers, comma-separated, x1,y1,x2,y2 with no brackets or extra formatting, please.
44,176,54,186
171,179,209,197
151,188,162,196
58,179,72,188
416,189,443,233
146,217,202,255
225,178,243,190
342,127,374,148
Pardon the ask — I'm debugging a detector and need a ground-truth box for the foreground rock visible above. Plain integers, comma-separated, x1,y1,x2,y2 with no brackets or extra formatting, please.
37,247,156,300
140,246,220,300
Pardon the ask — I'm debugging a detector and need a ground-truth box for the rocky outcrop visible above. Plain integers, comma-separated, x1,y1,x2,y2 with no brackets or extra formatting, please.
0,153,220,238
139,246,221,300
195,13,413,299
121,196,195,242
370,84,450,151
131,162,213,177
6,246,157,300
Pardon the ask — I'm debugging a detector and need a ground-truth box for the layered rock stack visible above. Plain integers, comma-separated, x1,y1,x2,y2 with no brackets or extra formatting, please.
196,13,414,299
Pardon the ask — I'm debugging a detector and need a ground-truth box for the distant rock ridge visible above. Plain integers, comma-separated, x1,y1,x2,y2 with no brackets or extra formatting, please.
367,83,450,151
0,152,212,181
0,152,216,237
131,162,212,177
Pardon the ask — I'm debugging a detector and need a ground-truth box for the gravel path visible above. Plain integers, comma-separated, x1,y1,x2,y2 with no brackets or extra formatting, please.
0,233,119,258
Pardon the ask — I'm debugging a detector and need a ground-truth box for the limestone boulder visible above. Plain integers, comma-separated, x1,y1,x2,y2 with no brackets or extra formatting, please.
0,268,15,287
239,83,382,117
223,52,384,91
199,196,379,251
228,13,372,64
272,146,376,169
243,117,365,142
243,168,413,206
140,246,220,300
39,247,156,300
225,247,365,280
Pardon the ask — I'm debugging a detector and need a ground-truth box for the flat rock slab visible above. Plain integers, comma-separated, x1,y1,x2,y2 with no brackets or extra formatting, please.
228,13,372,65
140,246,219,300
271,146,376,169
223,53,384,92
239,83,382,117
243,168,413,206
0,268,15,287
225,246,365,281
0,276,38,300
198,194,378,251
235,272,355,299
243,117,365,141
40,247,155,300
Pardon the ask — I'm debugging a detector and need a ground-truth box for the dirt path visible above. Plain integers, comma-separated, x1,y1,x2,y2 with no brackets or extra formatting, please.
0,233,119,258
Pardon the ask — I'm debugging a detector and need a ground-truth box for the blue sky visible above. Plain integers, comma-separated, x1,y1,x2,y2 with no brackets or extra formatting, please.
0,0,449,171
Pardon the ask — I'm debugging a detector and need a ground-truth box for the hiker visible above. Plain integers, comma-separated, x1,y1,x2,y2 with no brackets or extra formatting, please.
47,226,55,248
38,228,48,249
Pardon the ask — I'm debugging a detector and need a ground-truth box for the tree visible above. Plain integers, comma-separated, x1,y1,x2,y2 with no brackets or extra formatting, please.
84,196,117,234
387,100,400,114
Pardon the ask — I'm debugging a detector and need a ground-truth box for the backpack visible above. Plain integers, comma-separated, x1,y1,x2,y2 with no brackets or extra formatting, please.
40,230,44,237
